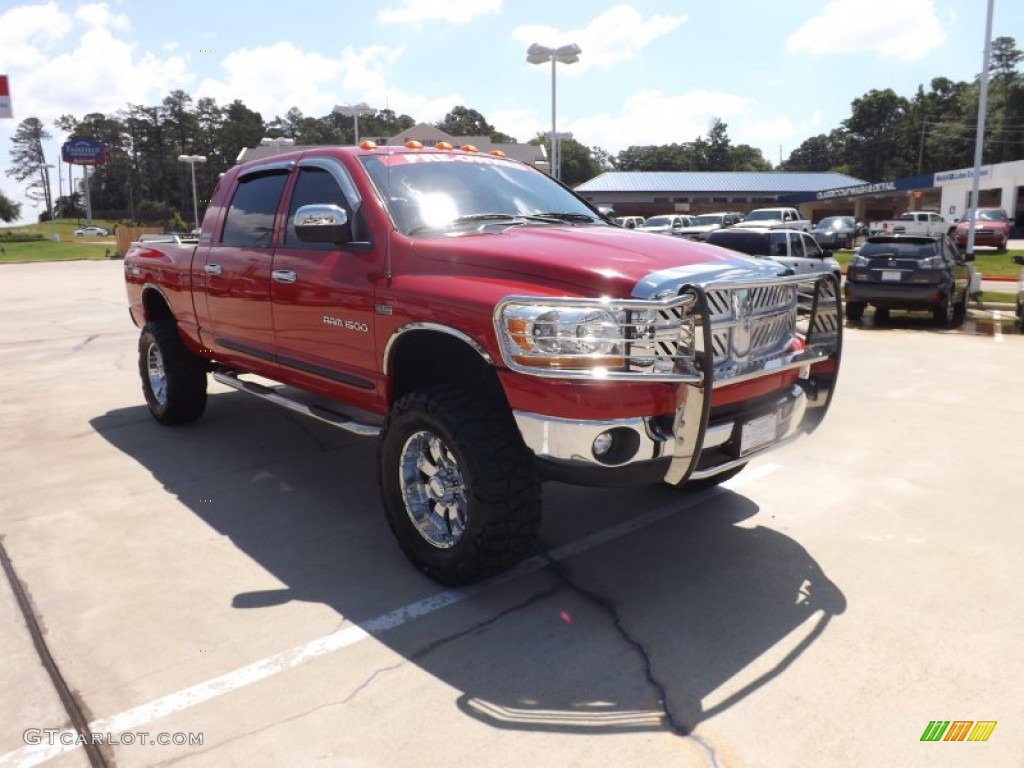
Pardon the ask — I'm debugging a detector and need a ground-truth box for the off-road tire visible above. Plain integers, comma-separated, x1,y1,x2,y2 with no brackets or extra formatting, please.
845,302,865,322
138,320,208,425
379,385,541,585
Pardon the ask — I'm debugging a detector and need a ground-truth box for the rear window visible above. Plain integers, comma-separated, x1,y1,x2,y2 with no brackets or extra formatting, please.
707,230,776,255
860,240,939,258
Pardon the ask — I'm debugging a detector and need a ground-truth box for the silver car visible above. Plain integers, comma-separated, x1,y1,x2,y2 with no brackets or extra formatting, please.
706,227,842,280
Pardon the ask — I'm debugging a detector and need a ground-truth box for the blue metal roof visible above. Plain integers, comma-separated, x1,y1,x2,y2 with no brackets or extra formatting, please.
575,171,868,194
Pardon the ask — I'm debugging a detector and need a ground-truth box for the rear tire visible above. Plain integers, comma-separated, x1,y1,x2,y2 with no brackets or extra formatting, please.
845,302,865,322
379,385,541,585
138,320,207,425
933,290,954,326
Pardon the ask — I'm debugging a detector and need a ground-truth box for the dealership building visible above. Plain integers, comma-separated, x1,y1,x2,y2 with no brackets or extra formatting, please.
576,159,1024,231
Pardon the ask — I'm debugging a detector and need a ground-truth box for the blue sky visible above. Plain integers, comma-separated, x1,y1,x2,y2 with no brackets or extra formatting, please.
1,0,1022,222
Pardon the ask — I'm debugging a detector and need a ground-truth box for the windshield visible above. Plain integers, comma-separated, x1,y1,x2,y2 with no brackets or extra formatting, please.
963,209,1008,221
642,216,674,227
816,217,852,230
744,210,783,221
359,151,600,235
691,214,724,226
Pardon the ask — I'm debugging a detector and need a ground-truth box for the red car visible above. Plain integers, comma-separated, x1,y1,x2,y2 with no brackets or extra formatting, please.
953,208,1011,252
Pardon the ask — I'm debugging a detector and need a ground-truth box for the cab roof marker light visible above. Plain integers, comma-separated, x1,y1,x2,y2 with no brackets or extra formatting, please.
359,140,377,150
435,141,454,150
460,144,479,153
489,150,507,158
405,140,423,149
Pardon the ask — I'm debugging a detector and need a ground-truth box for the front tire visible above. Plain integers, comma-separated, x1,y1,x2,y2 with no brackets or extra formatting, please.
845,302,865,322
138,320,207,425
379,386,541,585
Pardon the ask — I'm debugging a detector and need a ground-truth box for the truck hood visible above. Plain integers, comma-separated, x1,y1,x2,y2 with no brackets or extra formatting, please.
410,224,786,298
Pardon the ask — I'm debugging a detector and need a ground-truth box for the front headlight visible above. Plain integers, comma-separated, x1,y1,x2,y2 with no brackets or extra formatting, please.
501,305,625,369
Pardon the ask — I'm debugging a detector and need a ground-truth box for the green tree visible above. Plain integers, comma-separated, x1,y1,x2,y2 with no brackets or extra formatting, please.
842,88,911,180
6,117,54,220
0,189,21,222
436,106,515,142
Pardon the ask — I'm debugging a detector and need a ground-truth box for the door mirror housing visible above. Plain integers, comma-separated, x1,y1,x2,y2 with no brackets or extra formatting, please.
293,204,351,244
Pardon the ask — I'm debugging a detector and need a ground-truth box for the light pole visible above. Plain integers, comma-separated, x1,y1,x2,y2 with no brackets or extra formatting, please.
333,103,376,145
526,43,581,181
43,164,58,241
260,136,295,155
177,154,207,233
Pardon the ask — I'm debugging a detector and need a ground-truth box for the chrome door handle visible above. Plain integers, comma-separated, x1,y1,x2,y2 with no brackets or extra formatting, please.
272,269,297,283
204,263,222,276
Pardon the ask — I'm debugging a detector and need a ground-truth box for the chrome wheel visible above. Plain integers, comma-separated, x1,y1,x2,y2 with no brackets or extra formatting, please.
146,342,168,406
398,430,468,549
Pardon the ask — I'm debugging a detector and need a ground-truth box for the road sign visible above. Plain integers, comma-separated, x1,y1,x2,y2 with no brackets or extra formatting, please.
62,137,108,165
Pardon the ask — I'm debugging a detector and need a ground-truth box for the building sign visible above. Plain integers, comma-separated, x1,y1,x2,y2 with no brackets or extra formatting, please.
0,75,12,119
62,137,108,165
934,168,991,183
816,181,896,200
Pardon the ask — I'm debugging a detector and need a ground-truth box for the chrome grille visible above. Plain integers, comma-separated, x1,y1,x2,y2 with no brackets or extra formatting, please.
700,284,798,366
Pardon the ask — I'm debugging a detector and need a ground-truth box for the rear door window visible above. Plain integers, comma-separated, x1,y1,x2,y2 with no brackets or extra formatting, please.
221,170,289,247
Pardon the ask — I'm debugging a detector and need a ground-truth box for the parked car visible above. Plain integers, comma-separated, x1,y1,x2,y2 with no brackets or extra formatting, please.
810,216,865,250
843,234,971,324
733,207,810,231
869,211,953,238
74,226,109,236
705,226,841,280
638,214,692,234
953,208,1011,252
1013,255,1024,332
674,212,744,241
614,215,645,229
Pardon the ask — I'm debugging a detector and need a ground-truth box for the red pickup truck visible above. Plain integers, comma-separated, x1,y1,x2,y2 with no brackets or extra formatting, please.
124,142,842,584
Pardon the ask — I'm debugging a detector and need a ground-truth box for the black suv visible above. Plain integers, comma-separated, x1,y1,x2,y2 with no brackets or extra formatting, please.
844,235,971,325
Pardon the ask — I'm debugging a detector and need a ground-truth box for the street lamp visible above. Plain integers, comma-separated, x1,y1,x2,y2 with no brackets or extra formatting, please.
260,136,295,154
177,154,207,233
333,103,376,145
526,43,581,181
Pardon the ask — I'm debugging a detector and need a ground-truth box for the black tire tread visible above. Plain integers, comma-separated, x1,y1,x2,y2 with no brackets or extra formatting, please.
379,385,541,585
138,320,208,425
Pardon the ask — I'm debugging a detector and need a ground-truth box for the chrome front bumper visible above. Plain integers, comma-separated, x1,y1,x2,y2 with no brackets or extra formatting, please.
515,381,814,486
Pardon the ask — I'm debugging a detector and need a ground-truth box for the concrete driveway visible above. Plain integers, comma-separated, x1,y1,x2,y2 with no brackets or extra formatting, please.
1,261,1022,767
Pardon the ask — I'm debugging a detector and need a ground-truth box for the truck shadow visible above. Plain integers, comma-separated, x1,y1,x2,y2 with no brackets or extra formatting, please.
90,392,845,736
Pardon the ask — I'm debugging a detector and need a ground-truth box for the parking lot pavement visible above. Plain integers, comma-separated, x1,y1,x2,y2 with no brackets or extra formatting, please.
2,260,1023,767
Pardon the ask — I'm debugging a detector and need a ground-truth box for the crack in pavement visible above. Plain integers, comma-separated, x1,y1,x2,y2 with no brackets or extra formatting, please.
147,584,561,767
537,550,723,768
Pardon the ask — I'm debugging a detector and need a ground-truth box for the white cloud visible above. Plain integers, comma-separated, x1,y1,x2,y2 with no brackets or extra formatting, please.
377,0,501,25
0,2,73,70
196,43,416,120
564,89,753,154
74,2,131,32
513,4,688,74
786,0,945,61
0,9,190,122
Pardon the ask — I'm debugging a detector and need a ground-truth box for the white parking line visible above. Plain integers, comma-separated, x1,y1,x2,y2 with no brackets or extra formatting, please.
993,310,1003,343
1,463,780,767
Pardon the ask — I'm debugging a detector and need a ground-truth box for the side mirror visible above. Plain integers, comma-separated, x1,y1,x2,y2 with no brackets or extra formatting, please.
293,204,350,243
